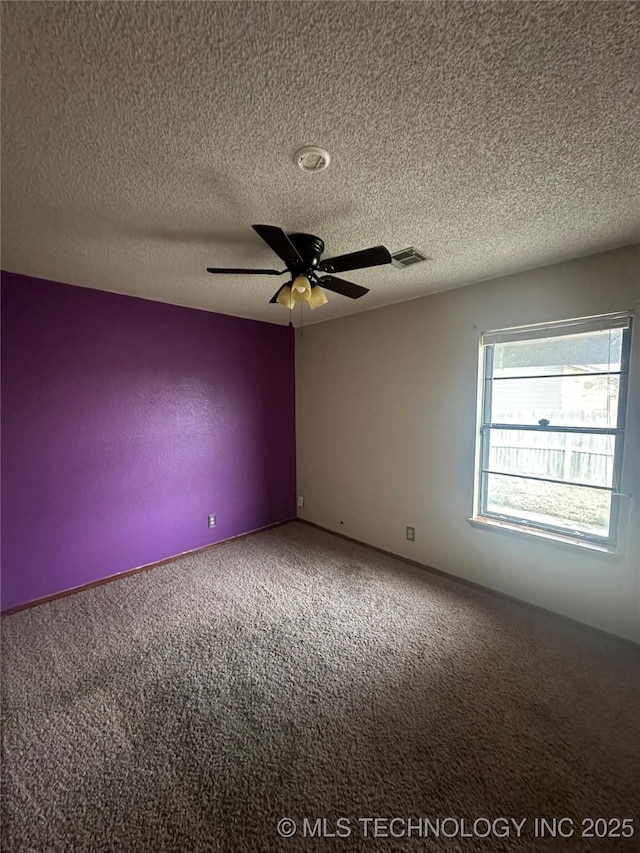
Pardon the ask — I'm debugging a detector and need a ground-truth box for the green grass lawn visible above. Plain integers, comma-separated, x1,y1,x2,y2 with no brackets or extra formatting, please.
489,476,609,531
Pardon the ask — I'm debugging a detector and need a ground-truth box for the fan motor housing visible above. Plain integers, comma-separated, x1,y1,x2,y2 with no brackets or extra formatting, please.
288,233,325,272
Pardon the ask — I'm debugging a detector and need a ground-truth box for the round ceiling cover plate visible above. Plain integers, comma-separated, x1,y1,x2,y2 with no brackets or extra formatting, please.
295,146,331,173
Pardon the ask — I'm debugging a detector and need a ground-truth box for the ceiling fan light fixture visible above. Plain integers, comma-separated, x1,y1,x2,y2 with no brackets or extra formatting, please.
276,284,295,309
291,275,312,303
308,286,328,310
207,224,392,308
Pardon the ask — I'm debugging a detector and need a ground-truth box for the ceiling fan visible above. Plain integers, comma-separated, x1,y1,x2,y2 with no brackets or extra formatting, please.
206,224,392,311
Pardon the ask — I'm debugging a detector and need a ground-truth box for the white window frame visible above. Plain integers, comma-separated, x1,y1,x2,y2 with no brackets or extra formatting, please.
475,311,633,549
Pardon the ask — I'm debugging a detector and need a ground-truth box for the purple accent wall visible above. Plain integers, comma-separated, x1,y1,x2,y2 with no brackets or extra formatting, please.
1,272,296,611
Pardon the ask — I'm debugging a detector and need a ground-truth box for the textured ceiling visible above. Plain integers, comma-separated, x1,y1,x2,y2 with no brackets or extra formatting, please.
2,1,639,326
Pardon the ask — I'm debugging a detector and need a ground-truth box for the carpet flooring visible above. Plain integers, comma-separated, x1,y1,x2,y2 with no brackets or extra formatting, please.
1,521,639,852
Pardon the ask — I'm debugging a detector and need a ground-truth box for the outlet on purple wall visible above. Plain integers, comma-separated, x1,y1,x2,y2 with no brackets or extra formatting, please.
1,272,296,611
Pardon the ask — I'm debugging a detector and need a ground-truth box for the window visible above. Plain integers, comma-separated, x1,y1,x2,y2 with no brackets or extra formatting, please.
476,312,633,547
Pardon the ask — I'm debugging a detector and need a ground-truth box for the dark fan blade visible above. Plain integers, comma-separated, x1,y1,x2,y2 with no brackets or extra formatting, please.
317,275,369,299
206,267,284,275
269,284,288,304
252,225,304,267
318,245,391,274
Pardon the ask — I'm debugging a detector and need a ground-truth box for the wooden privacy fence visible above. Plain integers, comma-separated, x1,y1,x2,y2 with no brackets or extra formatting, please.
491,409,615,487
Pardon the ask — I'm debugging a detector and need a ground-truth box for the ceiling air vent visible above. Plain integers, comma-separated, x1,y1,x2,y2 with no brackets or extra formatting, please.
391,247,431,269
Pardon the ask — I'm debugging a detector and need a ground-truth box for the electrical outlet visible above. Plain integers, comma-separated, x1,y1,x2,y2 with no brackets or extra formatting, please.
208,515,216,528
297,495,305,508
406,526,415,542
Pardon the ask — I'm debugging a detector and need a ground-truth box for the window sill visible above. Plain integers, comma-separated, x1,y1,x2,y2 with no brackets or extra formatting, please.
467,516,622,560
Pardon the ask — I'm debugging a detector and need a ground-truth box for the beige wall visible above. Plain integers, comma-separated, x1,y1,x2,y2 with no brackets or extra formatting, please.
296,245,640,642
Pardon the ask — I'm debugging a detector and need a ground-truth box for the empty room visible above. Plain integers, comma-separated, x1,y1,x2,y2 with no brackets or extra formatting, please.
1,2,638,851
